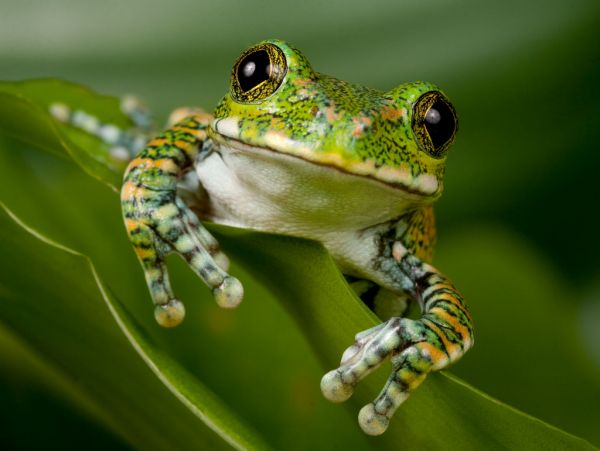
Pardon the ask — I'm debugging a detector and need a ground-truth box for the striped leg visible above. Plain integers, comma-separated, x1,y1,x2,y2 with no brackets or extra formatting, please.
321,243,473,435
126,222,183,327
175,196,231,272
49,95,154,161
122,113,243,327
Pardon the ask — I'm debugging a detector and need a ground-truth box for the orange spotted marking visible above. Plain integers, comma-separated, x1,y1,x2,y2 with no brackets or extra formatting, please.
125,218,139,232
174,139,193,150
292,78,311,86
419,340,451,366
380,105,404,121
121,181,138,201
134,247,156,260
155,158,179,173
127,157,152,170
126,157,180,175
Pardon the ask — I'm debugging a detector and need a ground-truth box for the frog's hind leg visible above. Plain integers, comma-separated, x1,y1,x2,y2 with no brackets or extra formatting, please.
49,96,154,161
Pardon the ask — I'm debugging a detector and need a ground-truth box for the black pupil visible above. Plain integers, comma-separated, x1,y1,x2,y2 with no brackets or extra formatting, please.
237,50,271,92
424,99,456,149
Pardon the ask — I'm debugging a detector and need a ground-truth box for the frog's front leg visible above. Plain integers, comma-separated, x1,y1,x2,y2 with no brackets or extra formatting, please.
321,242,473,435
121,112,243,327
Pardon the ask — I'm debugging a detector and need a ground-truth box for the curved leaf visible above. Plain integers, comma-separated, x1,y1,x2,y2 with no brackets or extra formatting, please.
0,202,269,450
221,228,598,450
0,322,131,450
437,226,600,445
0,79,597,449
0,80,129,190
0,135,371,451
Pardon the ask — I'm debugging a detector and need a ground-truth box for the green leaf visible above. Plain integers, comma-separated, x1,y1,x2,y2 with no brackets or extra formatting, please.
223,229,598,450
0,79,597,449
436,226,600,445
1,189,597,450
0,322,131,450
0,80,129,191
0,132,371,451
0,202,269,450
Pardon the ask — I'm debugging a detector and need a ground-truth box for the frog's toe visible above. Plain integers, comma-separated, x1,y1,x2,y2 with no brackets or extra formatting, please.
359,374,410,435
321,369,354,402
49,102,70,122
360,341,437,434
358,342,433,435
109,145,132,161
341,322,388,365
120,94,153,131
358,404,389,436
154,299,186,328
322,319,401,403
183,243,244,309
127,222,185,327
340,342,361,365
213,275,244,309
174,197,230,273
181,243,244,309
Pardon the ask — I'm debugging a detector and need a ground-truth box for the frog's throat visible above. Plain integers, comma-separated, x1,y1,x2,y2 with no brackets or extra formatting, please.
210,120,443,199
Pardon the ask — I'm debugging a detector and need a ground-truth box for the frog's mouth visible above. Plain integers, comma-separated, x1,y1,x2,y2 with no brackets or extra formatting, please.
210,119,443,199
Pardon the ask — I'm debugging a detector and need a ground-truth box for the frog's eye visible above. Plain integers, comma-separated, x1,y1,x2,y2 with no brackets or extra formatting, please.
231,43,287,103
412,91,458,158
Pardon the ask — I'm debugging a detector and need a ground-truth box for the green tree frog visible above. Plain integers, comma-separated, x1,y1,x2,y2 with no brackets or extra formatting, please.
52,39,473,436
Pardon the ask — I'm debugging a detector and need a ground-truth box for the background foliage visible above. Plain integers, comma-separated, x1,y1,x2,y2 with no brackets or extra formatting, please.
0,0,599,449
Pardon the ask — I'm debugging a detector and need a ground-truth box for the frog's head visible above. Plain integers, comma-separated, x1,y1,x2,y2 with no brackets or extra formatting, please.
212,39,458,201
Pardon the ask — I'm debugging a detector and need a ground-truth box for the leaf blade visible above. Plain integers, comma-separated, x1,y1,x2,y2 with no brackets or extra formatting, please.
220,228,598,450
0,202,271,451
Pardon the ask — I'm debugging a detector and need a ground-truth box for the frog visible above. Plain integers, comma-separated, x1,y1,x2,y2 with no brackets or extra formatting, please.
51,39,473,436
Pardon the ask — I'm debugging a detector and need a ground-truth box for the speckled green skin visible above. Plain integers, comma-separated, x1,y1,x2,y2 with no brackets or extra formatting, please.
51,39,473,436
213,40,447,197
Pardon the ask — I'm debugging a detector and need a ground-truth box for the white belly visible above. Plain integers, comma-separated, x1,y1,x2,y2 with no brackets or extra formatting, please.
195,142,421,277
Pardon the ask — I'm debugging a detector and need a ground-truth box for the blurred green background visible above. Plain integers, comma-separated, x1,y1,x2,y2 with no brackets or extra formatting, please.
1,0,599,449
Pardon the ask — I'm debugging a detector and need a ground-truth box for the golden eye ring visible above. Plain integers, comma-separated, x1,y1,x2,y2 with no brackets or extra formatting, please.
231,43,287,103
412,91,458,158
